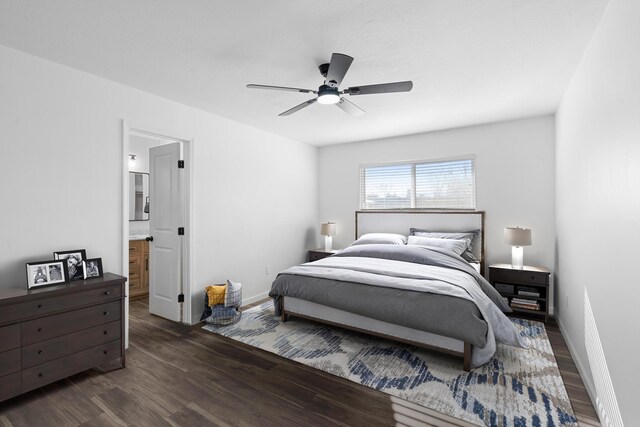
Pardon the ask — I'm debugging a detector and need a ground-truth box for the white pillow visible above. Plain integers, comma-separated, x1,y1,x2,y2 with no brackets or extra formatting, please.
225,279,242,307
350,233,407,246
407,236,469,255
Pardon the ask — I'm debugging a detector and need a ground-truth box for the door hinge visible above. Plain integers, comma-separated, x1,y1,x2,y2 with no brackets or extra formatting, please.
178,294,184,303
178,227,184,235
178,160,184,169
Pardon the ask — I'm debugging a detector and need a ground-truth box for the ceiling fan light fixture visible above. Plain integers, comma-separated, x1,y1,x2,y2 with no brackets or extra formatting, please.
317,85,340,105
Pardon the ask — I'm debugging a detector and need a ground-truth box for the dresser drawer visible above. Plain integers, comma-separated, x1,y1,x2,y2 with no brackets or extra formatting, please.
0,285,121,325
0,372,21,402
490,268,549,286
22,320,121,369
0,348,20,377
22,339,121,393
129,254,141,276
22,300,121,345
129,240,142,256
0,324,20,352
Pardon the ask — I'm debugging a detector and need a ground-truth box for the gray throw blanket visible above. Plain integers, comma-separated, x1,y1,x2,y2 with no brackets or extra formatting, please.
277,244,525,367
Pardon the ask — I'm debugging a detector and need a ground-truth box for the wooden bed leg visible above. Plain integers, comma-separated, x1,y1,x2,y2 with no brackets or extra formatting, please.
463,342,472,372
280,298,288,322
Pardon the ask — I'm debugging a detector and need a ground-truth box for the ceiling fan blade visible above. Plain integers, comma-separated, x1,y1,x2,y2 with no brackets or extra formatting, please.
325,53,354,88
336,97,365,117
345,80,413,96
247,84,316,94
279,98,318,116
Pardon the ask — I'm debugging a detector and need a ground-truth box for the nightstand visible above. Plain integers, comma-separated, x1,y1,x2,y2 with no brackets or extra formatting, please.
489,264,550,322
308,248,339,262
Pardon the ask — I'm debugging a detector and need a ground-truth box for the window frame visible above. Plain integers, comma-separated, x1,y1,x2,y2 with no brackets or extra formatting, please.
359,155,477,211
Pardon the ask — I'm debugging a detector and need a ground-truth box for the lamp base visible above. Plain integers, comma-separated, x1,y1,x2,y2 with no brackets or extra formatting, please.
511,246,524,269
324,236,333,252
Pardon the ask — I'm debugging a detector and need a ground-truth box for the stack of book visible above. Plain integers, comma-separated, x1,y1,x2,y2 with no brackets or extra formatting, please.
510,297,540,311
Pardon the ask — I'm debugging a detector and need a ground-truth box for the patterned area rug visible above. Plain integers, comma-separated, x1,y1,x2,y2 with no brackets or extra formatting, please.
203,302,577,426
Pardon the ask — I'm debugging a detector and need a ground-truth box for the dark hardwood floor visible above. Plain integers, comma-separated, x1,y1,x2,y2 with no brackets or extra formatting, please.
0,300,600,426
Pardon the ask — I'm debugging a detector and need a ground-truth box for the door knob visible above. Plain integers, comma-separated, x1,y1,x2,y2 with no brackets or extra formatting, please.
145,236,154,242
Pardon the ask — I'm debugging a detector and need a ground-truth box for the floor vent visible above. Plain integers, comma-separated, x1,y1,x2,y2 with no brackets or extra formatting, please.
584,289,623,427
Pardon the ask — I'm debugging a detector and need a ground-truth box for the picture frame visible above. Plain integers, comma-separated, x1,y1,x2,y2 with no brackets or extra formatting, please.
26,259,70,289
83,258,103,279
53,249,87,281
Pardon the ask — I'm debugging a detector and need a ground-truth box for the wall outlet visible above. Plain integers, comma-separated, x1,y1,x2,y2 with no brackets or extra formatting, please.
565,294,569,309
265,266,270,275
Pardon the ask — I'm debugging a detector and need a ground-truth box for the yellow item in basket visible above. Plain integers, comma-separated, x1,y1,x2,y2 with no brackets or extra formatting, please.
206,284,227,306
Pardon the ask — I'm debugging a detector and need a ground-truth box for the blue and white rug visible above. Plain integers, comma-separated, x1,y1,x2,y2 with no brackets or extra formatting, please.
203,302,577,427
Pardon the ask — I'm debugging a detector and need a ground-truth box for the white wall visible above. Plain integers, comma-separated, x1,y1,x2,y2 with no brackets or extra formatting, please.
318,115,555,284
0,44,317,324
555,0,640,424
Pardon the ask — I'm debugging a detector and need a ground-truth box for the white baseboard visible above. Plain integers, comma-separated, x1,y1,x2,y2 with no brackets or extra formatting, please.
187,290,270,326
242,291,270,306
555,314,599,418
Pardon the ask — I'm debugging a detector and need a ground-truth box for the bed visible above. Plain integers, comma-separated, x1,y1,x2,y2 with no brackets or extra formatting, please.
269,211,523,371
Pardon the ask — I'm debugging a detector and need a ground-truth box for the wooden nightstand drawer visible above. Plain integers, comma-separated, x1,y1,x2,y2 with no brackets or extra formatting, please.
309,249,338,262
490,267,549,286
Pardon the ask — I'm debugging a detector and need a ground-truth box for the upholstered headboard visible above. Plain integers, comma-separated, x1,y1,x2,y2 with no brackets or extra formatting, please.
355,210,486,274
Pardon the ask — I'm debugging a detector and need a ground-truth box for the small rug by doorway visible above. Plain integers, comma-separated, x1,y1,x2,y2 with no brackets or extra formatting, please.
203,302,577,426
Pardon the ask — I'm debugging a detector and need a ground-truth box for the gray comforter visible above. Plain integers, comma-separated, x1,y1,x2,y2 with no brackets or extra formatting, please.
269,244,525,367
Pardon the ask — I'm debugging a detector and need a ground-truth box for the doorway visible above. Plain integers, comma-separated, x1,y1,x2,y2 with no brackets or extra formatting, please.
121,121,194,348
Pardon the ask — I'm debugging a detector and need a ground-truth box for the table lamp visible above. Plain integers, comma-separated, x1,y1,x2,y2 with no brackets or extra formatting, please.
320,222,336,251
504,227,531,269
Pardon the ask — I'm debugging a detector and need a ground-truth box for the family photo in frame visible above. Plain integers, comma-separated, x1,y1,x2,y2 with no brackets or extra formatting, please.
26,259,70,289
83,258,103,279
26,249,105,289
53,249,87,281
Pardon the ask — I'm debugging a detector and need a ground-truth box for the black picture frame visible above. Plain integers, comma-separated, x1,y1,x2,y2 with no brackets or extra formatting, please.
83,258,103,279
53,249,87,281
26,259,70,289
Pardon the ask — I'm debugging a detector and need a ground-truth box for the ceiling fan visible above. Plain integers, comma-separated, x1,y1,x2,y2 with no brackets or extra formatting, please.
247,53,413,117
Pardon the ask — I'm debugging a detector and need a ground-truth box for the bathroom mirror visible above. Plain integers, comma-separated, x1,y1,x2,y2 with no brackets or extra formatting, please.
129,172,149,221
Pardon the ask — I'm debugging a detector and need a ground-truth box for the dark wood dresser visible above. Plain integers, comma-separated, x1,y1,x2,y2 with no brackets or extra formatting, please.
0,273,126,402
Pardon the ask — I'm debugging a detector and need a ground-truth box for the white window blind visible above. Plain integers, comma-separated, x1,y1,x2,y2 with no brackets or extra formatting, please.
360,158,475,210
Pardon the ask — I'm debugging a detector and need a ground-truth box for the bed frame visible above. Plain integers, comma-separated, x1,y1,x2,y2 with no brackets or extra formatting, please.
281,210,486,372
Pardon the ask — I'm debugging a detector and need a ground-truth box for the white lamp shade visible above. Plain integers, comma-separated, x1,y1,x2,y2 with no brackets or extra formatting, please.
504,227,532,247
320,222,336,236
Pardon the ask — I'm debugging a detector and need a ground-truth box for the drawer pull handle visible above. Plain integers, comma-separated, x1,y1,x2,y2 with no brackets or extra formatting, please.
103,330,108,335
38,350,43,355
37,304,43,308
103,350,108,355
38,373,43,378
38,328,43,332
103,311,110,316
104,291,111,296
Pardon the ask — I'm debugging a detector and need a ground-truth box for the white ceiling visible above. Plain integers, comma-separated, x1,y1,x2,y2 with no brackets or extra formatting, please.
0,0,608,146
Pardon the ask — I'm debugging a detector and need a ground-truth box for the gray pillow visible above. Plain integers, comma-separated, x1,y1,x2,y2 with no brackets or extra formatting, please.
407,235,469,255
351,233,407,246
409,229,479,261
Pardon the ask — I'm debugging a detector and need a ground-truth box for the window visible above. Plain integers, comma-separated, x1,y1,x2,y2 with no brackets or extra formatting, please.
359,157,476,210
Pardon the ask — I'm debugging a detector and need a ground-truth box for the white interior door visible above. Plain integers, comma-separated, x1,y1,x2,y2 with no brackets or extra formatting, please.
149,142,182,321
